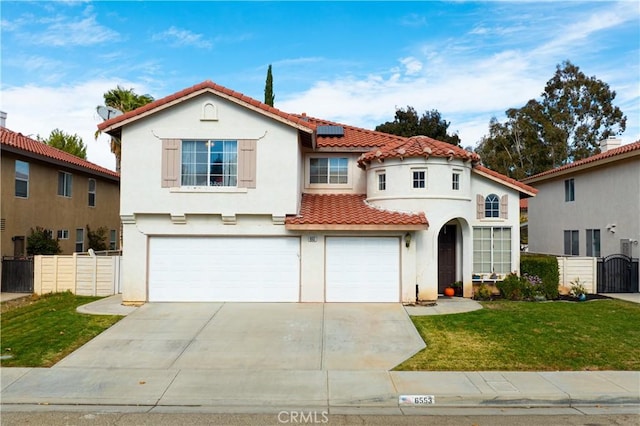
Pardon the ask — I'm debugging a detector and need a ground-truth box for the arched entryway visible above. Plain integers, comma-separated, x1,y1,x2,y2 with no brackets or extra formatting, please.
438,222,460,294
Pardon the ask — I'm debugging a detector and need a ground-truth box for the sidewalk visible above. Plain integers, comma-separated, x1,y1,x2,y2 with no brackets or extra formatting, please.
1,295,638,414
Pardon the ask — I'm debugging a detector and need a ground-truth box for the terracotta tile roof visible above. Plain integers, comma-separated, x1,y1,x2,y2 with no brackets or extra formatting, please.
295,114,406,149
1,127,119,180
358,135,480,166
523,140,640,183
520,198,528,210
285,194,428,229
473,165,538,196
98,80,316,133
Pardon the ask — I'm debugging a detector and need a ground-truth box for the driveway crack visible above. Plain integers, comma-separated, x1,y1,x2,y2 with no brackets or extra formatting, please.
167,303,224,369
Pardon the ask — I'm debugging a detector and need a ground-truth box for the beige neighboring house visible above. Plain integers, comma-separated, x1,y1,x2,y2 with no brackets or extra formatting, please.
1,116,121,257
98,81,537,304
523,138,640,259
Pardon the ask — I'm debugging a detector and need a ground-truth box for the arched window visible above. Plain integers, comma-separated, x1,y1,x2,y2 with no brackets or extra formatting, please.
485,194,500,218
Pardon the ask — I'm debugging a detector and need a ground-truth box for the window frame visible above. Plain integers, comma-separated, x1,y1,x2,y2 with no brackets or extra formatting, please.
57,229,69,240
473,226,512,275
305,155,351,188
109,229,117,250
88,178,96,207
75,228,84,253
485,194,500,218
564,178,575,202
181,140,238,187
15,160,29,198
377,171,386,191
58,171,73,197
452,171,461,191
586,229,601,257
564,230,579,256
412,168,427,189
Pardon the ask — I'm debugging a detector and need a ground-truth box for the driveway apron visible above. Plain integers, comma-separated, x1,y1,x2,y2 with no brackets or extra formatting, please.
55,303,425,371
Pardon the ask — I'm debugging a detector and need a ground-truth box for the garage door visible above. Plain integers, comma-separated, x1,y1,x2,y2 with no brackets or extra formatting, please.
148,237,300,302
325,237,400,302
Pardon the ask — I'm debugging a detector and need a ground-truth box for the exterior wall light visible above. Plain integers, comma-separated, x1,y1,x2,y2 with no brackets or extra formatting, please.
405,233,412,248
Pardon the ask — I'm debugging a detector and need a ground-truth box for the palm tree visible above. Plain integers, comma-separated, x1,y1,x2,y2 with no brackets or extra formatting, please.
96,85,154,172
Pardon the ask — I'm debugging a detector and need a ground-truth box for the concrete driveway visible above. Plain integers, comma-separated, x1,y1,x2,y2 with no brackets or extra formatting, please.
55,303,425,371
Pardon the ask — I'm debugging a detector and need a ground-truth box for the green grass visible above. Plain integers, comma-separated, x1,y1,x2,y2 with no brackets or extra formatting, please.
1,292,122,367
395,299,640,371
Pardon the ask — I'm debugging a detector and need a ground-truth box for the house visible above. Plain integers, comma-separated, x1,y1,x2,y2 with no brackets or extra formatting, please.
523,138,640,259
97,81,536,304
1,115,121,258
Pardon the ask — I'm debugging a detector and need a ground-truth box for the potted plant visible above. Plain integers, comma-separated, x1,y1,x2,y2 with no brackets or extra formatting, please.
451,281,463,297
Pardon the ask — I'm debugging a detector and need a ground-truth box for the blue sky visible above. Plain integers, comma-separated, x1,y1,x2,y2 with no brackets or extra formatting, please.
2,1,638,171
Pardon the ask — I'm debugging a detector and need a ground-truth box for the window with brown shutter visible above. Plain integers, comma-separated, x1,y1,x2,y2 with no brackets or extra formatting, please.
161,139,181,188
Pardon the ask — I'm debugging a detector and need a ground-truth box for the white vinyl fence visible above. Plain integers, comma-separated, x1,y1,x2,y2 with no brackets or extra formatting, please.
557,256,598,293
34,253,121,296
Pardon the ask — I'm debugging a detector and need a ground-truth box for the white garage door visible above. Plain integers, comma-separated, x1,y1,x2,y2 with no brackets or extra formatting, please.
148,237,300,302
326,237,400,302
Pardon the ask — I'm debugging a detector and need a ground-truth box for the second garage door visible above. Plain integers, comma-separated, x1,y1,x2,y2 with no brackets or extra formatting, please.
325,237,400,302
148,237,300,302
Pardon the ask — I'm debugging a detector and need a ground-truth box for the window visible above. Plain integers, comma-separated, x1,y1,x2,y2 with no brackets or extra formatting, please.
58,172,73,197
412,169,426,189
565,178,575,202
452,172,460,190
586,229,600,257
75,228,84,253
88,179,96,206
182,140,237,187
110,229,117,250
310,157,348,184
15,160,29,198
57,230,69,240
377,172,386,191
473,227,512,275
564,230,579,256
485,194,500,218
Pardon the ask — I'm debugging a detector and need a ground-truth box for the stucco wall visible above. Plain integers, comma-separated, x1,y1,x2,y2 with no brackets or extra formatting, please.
528,158,640,257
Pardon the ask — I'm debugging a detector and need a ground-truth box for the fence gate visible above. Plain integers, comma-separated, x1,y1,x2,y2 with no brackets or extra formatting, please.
597,254,639,293
1,257,34,293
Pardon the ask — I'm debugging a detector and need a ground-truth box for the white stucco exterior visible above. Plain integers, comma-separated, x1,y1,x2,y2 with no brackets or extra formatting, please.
104,82,535,304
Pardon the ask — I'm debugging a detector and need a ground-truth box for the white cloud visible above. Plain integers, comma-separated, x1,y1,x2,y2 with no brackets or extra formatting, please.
400,57,423,76
23,13,120,46
152,26,212,49
0,80,152,171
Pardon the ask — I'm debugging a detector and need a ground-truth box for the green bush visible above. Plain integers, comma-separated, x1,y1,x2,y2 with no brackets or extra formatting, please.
521,253,559,299
26,227,61,255
473,284,493,301
497,273,522,300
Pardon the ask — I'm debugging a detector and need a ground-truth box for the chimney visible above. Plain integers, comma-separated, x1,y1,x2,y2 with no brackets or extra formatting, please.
600,136,622,152
0,111,6,127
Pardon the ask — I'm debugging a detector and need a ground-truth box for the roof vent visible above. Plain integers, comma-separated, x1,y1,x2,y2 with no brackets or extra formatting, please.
317,125,344,136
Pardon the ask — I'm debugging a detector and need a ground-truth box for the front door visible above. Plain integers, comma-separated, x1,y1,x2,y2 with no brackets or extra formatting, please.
438,225,456,294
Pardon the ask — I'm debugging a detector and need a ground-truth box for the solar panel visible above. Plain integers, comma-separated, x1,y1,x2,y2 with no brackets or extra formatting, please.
317,125,344,136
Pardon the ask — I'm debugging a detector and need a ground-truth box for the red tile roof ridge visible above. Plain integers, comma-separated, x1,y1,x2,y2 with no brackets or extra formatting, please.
473,165,537,195
362,197,425,217
1,126,119,179
294,114,407,141
523,140,640,182
98,80,316,132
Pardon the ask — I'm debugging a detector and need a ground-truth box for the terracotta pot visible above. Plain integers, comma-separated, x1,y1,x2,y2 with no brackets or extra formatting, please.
444,287,455,297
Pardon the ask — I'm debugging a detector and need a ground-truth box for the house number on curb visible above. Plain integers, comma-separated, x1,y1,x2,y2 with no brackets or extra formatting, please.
399,395,435,405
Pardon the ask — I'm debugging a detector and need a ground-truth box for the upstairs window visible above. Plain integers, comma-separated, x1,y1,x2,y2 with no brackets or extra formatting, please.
377,171,386,191
412,169,426,189
310,157,348,184
452,172,460,190
15,160,29,198
485,194,500,218
182,140,237,187
565,178,575,202
88,179,96,207
58,172,73,197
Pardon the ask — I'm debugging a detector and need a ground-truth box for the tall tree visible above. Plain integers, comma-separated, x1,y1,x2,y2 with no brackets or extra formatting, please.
264,64,275,106
38,129,87,159
477,61,626,178
96,85,154,171
375,106,461,145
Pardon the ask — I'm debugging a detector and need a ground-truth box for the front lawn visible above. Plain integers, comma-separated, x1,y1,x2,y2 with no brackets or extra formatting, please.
1,292,122,367
395,299,640,371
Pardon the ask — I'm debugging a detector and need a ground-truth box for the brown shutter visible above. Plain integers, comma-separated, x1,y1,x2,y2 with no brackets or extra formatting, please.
476,194,484,219
237,139,256,188
161,139,181,188
500,194,508,219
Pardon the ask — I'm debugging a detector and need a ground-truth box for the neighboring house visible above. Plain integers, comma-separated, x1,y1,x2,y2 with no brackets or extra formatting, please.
523,138,640,259
1,118,121,257
98,81,536,304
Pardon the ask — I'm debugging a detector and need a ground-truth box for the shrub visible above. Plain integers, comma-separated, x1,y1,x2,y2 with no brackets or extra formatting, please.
570,278,587,297
473,284,493,301
26,227,61,255
496,273,522,300
521,253,559,300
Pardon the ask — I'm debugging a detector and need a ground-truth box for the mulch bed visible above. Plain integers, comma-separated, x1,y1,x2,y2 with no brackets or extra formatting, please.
556,293,612,302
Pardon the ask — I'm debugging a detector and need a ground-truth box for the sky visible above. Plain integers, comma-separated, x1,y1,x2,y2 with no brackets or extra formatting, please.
1,1,639,171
